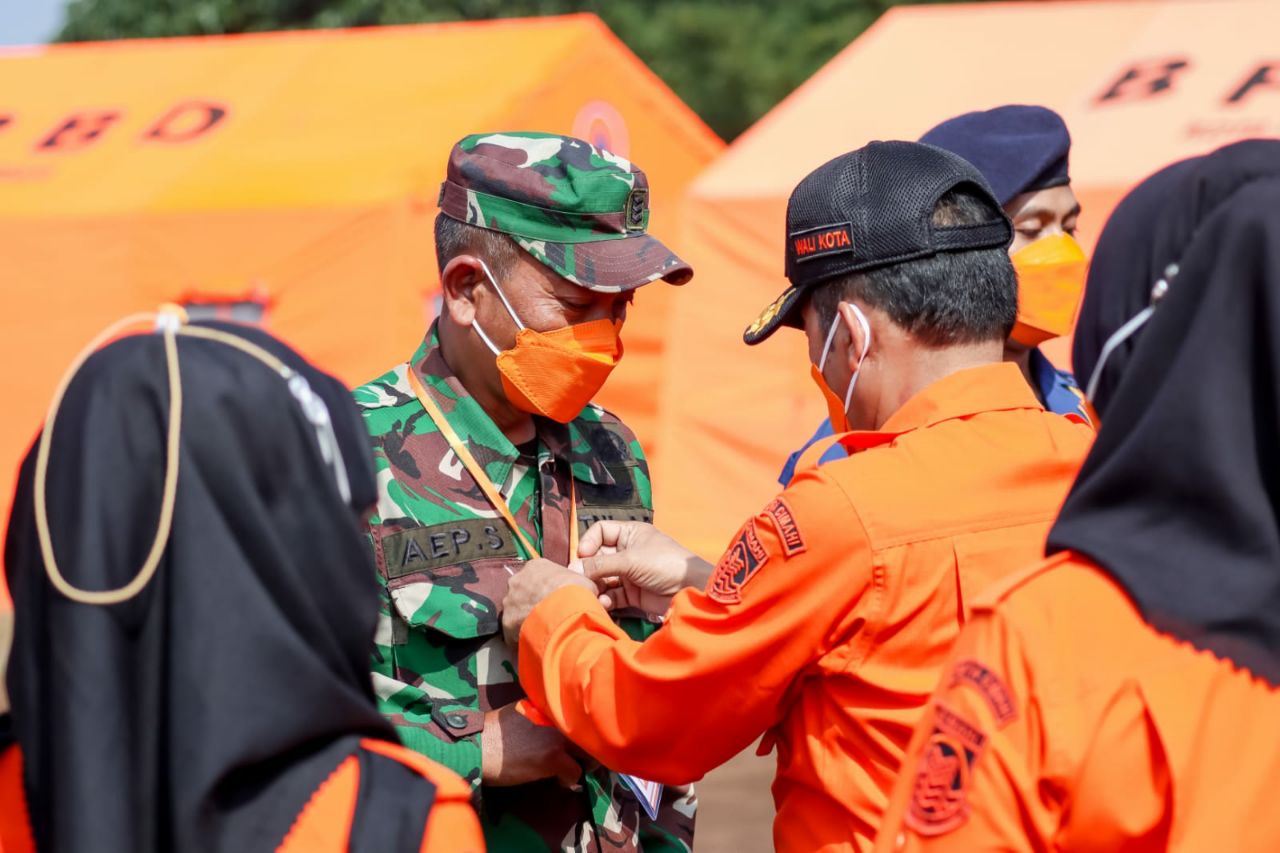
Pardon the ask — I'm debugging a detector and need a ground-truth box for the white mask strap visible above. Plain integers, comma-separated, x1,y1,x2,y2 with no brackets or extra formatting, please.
1084,265,1176,404
844,303,872,412
474,257,525,331
472,320,502,357
818,310,841,372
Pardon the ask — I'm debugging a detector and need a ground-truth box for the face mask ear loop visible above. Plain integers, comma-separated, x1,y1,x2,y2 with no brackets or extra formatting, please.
474,257,525,331
1084,265,1176,404
35,311,184,605
471,320,502,357
843,303,873,413
817,311,841,372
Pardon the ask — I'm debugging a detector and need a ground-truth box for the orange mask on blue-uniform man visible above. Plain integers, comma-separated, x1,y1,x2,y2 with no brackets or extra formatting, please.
1009,234,1088,347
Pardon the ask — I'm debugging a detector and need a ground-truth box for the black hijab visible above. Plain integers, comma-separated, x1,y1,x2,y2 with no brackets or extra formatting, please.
5,320,392,851
1048,140,1280,685
1073,139,1280,414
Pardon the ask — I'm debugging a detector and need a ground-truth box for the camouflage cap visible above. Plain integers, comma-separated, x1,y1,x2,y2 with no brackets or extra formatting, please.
439,132,693,292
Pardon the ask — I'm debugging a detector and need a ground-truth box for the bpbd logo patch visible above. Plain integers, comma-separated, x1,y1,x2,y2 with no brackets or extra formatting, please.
906,703,988,836
791,222,854,263
708,520,769,605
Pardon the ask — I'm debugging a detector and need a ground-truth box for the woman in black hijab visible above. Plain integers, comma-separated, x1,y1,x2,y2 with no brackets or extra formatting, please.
1,317,481,852
1073,138,1280,412
877,140,1280,852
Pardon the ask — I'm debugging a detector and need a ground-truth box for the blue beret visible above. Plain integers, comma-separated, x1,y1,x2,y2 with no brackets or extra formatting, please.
919,105,1071,207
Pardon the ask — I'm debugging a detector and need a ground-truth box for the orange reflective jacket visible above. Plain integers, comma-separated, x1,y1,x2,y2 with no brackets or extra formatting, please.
520,363,1093,852
0,739,482,853
876,554,1280,852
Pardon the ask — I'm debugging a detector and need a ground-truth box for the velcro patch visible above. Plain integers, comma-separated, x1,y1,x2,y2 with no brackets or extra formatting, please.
949,659,1017,727
381,519,519,579
791,222,854,263
906,703,987,837
708,521,770,605
576,504,654,535
765,497,806,557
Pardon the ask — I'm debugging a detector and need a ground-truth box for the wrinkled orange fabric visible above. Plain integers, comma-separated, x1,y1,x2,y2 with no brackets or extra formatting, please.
520,362,1093,852
876,553,1280,853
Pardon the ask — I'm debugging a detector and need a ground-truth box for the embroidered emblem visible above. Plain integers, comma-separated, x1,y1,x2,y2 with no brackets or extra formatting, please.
745,288,793,338
626,188,648,231
906,703,987,836
708,521,770,604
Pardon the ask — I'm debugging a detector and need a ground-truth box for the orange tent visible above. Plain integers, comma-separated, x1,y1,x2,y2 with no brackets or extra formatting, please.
0,15,722,538
656,0,1279,557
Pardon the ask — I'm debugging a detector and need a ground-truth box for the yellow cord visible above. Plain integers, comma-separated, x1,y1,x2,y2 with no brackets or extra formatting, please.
34,313,183,605
34,311,343,604
177,324,289,376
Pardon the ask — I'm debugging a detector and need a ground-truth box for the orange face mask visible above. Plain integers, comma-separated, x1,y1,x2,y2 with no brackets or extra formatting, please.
473,261,623,423
1010,233,1089,347
810,303,870,434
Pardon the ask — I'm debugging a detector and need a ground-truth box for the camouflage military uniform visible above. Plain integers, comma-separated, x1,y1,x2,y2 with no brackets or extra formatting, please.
354,326,696,851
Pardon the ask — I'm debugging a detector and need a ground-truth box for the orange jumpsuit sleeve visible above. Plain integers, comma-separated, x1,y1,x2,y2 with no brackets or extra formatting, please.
519,470,873,785
875,602,1170,852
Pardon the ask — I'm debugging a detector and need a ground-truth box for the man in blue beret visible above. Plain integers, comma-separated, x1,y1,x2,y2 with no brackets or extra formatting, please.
779,105,1090,485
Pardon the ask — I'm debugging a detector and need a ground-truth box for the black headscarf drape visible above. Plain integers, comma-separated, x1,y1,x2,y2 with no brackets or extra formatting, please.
5,321,393,851
1072,139,1280,414
1048,140,1280,685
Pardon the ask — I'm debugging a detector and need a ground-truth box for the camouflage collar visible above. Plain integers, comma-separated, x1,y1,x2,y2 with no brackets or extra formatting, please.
408,325,615,488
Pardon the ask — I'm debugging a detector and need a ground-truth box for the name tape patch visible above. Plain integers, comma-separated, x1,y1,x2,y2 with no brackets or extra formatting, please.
765,497,806,557
791,222,855,263
577,504,655,535
949,660,1017,727
382,519,519,579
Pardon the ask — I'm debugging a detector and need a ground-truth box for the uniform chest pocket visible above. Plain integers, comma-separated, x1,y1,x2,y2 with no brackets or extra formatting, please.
380,520,522,639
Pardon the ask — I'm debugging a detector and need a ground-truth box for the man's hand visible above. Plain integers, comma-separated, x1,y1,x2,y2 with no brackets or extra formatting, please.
577,521,713,616
480,702,583,788
502,558,598,648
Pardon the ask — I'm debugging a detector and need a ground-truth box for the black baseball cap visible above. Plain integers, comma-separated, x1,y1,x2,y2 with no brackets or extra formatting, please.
743,140,1013,345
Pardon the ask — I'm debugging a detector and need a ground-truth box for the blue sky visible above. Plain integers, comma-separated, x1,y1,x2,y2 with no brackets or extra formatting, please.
2,0,67,45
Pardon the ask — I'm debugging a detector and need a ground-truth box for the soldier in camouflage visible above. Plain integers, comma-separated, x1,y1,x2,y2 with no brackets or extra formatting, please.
353,132,696,851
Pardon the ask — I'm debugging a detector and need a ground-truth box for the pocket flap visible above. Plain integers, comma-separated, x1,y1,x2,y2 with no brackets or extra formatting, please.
388,556,518,639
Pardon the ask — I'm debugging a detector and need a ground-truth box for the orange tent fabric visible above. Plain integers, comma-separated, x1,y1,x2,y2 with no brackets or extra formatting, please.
655,0,1279,557
0,16,722,548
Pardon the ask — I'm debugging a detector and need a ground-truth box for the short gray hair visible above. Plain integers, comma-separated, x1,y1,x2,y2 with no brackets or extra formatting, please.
433,214,519,278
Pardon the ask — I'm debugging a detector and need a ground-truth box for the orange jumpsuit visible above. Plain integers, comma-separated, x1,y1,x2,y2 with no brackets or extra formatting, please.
876,553,1280,852
0,740,484,853
519,363,1093,852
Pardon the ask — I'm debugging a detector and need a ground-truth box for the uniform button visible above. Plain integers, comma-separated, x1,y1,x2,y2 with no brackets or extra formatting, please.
445,713,469,730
